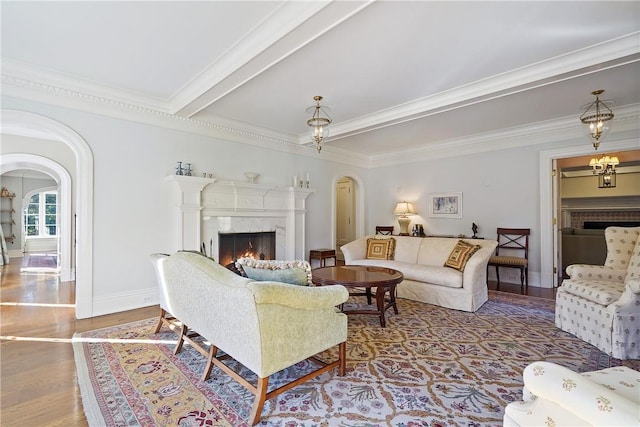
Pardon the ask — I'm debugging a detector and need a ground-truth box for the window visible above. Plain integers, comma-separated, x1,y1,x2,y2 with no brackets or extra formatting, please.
24,191,57,237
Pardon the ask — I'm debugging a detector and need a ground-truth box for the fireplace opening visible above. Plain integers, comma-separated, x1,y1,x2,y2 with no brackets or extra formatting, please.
218,231,276,268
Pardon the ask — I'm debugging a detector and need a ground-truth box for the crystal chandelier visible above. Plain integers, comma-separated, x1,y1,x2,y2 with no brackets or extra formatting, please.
579,90,614,150
306,96,332,152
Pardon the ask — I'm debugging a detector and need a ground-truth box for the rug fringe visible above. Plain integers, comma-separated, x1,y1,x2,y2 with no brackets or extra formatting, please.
72,332,109,427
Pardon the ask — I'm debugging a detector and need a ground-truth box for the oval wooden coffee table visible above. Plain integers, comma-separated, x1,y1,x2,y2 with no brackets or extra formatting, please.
312,265,403,327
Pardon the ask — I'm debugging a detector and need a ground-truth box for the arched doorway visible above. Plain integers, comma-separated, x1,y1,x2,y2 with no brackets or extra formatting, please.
1,155,72,281
1,110,94,319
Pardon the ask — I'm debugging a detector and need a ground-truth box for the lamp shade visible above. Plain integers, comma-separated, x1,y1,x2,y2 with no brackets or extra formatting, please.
393,201,417,216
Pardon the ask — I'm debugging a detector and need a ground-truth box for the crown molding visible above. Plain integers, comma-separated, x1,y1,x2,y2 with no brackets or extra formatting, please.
1,73,371,167
1,58,171,112
2,31,637,170
327,32,640,142
368,103,640,168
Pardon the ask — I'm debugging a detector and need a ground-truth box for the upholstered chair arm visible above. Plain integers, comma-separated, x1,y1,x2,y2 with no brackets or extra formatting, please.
565,264,626,283
341,238,367,264
609,279,640,315
520,362,638,426
249,281,349,309
461,240,498,291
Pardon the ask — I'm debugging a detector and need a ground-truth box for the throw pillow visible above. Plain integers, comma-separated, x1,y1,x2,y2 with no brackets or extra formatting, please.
366,237,396,260
235,258,312,286
444,240,481,272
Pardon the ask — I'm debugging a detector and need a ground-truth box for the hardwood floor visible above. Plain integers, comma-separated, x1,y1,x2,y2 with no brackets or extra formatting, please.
0,256,554,426
0,257,157,427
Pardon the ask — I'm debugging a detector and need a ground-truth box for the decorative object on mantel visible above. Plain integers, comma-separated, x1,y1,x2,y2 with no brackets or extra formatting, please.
411,224,425,237
472,222,478,238
393,201,417,236
589,155,618,188
306,95,332,153
244,172,259,184
579,89,614,150
175,161,192,176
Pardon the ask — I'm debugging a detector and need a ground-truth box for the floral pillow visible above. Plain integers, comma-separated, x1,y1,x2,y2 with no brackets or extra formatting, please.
235,258,312,286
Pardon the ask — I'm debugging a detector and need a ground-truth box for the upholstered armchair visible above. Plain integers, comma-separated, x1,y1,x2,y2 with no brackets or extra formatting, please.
555,226,640,360
151,251,349,425
504,361,640,426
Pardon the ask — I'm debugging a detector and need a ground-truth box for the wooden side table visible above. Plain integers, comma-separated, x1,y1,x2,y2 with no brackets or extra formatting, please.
309,249,337,268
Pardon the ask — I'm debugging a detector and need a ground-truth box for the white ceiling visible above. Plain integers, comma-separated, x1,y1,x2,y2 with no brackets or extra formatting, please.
2,1,639,164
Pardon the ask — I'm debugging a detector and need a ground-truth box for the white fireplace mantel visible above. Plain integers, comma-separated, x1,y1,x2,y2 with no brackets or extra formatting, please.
167,175,314,261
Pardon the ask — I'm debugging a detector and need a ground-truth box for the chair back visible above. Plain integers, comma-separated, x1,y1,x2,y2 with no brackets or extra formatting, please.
376,226,394,235
495,228,530,258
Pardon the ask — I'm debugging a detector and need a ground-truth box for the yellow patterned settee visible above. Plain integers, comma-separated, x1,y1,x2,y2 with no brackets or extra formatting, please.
150,251,349,425
504,361,640,426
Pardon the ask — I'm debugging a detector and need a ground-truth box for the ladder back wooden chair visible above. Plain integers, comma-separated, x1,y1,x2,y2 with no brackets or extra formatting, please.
375,226,394,235
488,228,530,291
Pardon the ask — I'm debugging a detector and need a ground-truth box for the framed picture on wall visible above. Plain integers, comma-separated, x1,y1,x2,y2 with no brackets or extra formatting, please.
428,192,462,218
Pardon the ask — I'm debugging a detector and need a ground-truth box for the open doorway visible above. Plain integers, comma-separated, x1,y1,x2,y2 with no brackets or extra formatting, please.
540,140,639,288
334,175,365,261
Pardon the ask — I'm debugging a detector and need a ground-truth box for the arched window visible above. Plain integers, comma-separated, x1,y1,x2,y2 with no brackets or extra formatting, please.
24,191,57,237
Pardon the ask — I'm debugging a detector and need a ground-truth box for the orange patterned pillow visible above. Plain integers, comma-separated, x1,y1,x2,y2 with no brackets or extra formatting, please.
366,237,396,260
444,240,480,272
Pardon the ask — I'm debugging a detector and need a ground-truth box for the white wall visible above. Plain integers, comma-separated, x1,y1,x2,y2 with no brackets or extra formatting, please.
2,94,637,315
1,96,368,316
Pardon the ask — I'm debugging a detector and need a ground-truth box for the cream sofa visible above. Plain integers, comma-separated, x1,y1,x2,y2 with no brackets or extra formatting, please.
504,361,640,426
341,235,498,312
151,251,349,425
555,226,640,360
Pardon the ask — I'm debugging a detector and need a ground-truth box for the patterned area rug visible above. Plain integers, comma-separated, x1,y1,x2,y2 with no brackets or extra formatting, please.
73,291,639,426
21,254,57,272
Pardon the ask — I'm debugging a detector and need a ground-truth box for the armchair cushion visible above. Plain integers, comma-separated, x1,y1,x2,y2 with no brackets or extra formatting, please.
235,258,312,286
560,279,625,306
604,226,640,269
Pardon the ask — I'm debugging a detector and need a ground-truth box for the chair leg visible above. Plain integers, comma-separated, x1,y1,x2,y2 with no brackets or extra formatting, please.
153,308,166,333
495,266,501,290
174,323,187,354
201,344,219,382
249,376,269,426
338,341,346,376
520,267,525,292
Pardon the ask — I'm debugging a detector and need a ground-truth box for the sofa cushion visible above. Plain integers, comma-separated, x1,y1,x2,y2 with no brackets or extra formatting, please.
444,240,481,272
604,226,640,269
366,237,395,260
560,279,625,306
235,258,312,286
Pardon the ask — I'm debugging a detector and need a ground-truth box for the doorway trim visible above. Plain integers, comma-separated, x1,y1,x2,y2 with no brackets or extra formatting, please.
332,174,366,253
539,137,639,287
1,155,72,281
1,110,94,319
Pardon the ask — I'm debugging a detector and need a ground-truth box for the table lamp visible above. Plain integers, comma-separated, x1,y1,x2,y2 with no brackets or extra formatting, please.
393,201,417,236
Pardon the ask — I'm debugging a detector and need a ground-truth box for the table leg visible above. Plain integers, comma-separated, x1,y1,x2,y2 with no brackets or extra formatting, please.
390,284,398,314
375,285,386,327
